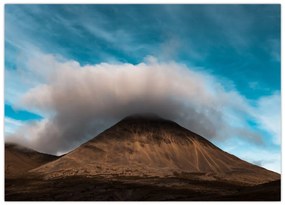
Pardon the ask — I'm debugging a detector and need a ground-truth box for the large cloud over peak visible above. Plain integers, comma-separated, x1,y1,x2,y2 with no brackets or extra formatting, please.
6,54,280,155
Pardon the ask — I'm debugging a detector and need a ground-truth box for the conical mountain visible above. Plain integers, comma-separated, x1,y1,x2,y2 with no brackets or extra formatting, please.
32,114,280,185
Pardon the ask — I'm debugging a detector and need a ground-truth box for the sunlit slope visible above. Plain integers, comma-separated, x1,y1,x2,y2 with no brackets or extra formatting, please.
32,115,280,185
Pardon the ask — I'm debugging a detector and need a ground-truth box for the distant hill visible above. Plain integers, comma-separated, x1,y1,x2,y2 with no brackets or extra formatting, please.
5,143,58,178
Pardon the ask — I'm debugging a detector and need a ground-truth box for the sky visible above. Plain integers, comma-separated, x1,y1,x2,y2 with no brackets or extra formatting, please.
4,4,281,172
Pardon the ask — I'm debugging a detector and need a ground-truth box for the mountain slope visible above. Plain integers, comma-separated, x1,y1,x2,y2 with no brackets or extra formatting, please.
5,143,58,178
32,115,280,185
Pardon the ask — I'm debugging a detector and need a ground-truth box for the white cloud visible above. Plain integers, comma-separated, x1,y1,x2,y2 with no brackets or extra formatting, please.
243,148,280,173
5,53,281,158
6,119,50,149
4,117,24,135
252,93,281,144
214,137,281,173
248,81,258,90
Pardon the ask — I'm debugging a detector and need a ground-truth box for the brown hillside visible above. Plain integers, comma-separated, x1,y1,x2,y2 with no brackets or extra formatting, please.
5,143,58,178
32,115,280,185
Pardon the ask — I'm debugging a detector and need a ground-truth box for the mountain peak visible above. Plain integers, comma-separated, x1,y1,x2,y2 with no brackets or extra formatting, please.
94,113,198,145
32,116,280,185
122,113,162,120
118,113,179,127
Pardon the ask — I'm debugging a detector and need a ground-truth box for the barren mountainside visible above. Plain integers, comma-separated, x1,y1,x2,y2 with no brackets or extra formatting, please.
5,143,58,178
32,115,280,185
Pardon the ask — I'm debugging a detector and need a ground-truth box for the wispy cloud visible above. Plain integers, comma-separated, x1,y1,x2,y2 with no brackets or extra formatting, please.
252,93,281,144
215,136,280,173
4,117,24,135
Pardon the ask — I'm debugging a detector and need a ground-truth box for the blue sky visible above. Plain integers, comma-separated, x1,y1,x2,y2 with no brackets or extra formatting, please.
5,5,281,172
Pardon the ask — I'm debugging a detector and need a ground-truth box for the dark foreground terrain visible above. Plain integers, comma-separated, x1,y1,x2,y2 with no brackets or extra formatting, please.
5,175,280,201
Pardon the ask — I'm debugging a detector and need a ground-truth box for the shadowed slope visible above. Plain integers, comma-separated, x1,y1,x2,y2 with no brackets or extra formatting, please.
5,143,58,178
32,115,280,185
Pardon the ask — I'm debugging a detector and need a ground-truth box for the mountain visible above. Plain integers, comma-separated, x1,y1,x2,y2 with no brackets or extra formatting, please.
5,143,58,178
32,114,280,185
